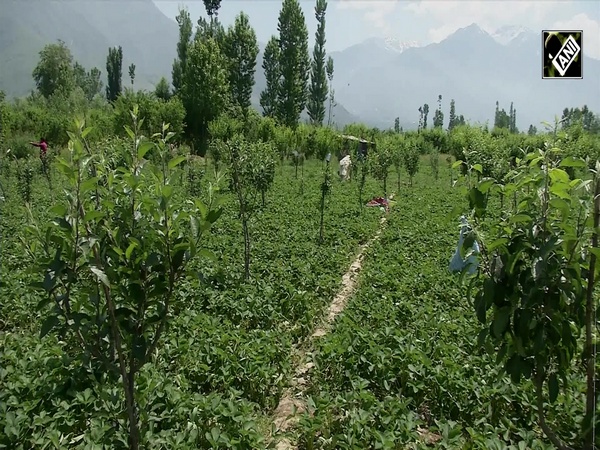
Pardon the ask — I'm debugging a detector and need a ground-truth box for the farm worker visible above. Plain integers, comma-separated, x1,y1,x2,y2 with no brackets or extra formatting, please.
30,138,48,160
339,154,352,181
449,215,479,275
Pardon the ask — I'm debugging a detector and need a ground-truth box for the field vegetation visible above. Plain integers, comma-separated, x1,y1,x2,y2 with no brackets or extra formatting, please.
0,0,599,449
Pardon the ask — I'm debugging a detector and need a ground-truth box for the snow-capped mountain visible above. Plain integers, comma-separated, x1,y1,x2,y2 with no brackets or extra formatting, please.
491,25,534,45
383,36,420,53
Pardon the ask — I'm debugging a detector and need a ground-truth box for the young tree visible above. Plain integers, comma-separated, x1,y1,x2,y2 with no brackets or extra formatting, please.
276,0,310,129
23,113,223,450
172,7,193,95
226,136,277,279
326,56,335,127
128,63,136,87
224,12,259,120
106,46,123,102
307,0,328,126
259,36,280,119
394,117,400,133
32,40,75,98
403,138,420,186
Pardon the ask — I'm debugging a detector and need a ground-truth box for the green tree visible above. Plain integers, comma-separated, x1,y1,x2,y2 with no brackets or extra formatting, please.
422,103,429,129
32,40,75,98
181,37,229,154
448,99,457,131
203,0,222,19
224,12,259,120
433,94,444,128
172,7,193,95
259,36,280,119
326,56,335,127
86,67,103,100
24,114,223,450
394,117,400,133
128,63,136,87
276,0,310,128
527,124,537,135
155,77,171,101
106,46,123,102
307,0,328,126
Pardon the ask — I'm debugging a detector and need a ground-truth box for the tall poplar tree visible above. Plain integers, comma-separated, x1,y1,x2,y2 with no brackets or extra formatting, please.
260,36,280,118
307,0,328,126
276,0,310,128
172,7,193,95
224,12,259,120
106,46,123,102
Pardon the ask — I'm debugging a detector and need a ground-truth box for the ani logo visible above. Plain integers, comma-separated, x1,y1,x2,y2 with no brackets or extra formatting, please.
542,30,583,79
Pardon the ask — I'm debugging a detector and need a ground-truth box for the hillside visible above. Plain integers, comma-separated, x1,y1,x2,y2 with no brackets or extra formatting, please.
0,0,179,96
330,24,600,130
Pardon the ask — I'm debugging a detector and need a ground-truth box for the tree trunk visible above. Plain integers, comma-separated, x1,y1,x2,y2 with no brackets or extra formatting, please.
583,177,600,449
319,194,326,243
242,216,251,280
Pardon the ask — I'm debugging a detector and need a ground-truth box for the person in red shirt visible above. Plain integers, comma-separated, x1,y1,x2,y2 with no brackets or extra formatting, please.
30,138,48,159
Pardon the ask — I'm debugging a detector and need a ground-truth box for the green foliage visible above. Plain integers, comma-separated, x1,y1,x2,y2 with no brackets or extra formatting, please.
223,12,259,119
154,77,171,101
260,36,281,119
403,138,420,186
106,46,123,102
430,145,440,181
15,158,34,203
371,136,395,196
457,128,599,449
181,37,229,154
172,7,193,96
276,0,310,129
32,40,75,98
307,0,328,126
22,111,223,449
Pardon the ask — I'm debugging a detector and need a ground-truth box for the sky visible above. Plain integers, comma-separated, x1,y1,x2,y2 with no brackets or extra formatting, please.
154,0,600,59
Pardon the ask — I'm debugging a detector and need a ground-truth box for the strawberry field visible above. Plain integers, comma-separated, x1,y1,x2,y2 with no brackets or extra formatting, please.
0,110,598,450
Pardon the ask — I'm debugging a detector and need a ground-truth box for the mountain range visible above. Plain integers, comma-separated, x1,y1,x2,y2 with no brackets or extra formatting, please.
1,1,598,131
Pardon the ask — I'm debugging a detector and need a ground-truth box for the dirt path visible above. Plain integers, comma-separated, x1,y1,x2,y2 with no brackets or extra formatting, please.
271,196,394,450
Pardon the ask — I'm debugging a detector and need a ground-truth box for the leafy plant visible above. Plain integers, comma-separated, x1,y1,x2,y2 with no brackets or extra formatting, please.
319,153,333,243
403,139,420,186
21,109,223,450
458,126,599,449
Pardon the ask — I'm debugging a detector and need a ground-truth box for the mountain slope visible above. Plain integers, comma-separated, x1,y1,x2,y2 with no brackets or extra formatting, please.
0,0,179,97
332,24,600,129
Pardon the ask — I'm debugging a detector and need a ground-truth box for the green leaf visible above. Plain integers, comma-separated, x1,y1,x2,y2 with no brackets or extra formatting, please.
452,160,464,170
559,156,586,168
478,178,495,194
492,306,510,338
206,209,223,224
49,204,68,217
548,373,559,403
80,177,99,194
40,315,60,338
81,127,93,139
90,266,110,287
168,156,187,170
509,214,532,223
124,125,135,141
198,249,217,261
137,141,154,160
472,164,483,174
549,168,570,183
125,242,137,260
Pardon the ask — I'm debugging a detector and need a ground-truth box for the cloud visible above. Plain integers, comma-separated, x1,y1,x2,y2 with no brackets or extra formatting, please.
552,13,600,59
403,1,567,43
335,0,399,34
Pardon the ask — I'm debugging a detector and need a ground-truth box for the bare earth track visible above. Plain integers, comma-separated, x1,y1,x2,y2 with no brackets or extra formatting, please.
271,195,394,450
